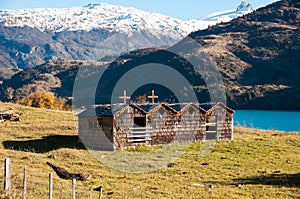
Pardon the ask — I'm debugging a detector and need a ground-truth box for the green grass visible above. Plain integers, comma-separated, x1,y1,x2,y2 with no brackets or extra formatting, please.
0,102,299,198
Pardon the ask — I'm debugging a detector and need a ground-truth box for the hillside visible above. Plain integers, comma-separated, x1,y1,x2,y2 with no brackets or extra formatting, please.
0,48,162,100
0,102,299,198
189,0,300,109
0,2,253,69
81,0,300,109
1,0,299,110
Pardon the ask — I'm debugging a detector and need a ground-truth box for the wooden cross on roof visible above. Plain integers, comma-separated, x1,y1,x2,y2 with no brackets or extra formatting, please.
148,90,158,104
119,90,130,105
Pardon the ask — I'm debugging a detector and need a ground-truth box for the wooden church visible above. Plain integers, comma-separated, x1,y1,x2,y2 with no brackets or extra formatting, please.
77,90,234,151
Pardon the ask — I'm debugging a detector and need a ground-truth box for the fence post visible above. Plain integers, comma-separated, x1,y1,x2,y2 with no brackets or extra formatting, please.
22,165,27,199
72,178,76,199
99,186,102,199
49,173,53,199
4,158,11,196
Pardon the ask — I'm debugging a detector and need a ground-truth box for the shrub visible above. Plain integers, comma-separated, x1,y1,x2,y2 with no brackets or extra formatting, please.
136,95,147,104
17,89,70,110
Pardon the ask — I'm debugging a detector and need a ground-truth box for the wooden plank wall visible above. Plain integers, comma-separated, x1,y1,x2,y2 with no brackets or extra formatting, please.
147,105,177,145
206,105,233,141
78,116,114,150
78,103,233,150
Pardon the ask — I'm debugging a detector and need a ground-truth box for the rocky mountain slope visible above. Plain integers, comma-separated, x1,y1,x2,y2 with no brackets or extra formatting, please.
0,2,253,69
1,0,299,109
189,0,300,109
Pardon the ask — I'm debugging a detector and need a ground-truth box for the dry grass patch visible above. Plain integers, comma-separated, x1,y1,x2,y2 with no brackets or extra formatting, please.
0,103,299,198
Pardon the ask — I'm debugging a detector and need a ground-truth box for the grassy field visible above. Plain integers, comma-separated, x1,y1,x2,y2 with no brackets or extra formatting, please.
0,102,299,199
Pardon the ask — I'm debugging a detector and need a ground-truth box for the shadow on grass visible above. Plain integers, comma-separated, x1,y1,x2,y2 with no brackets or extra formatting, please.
3,135,86,153
234,173,300,187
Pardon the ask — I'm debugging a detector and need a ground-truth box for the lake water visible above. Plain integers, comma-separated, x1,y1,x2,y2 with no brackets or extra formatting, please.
234,110,300,132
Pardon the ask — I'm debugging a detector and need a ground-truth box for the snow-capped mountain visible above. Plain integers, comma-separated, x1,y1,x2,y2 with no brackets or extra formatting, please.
201,1,253,22
0,2,253,36
0,3,207,38
0,2,253,69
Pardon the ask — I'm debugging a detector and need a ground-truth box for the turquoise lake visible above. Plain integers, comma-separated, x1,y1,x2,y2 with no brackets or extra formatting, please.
234,110,300,132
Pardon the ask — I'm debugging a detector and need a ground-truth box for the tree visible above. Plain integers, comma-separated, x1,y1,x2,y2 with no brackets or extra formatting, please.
136,95,147,104
17,89,70,110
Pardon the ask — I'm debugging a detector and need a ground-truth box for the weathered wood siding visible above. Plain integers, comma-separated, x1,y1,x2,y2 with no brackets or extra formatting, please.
78,116,114,150
195,114,207,142
114,106,146,149
147,105,177,145
78,102,234,150
219,110,234,140
175,104,206,143
205,104,233,141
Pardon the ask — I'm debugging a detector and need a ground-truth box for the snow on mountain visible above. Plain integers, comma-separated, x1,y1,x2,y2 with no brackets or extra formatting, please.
0,2,253,37
201,1,253,22
0,3,204,38
0,2,254,69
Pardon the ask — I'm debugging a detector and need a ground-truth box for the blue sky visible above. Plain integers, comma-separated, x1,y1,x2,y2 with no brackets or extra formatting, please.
0,0,278,19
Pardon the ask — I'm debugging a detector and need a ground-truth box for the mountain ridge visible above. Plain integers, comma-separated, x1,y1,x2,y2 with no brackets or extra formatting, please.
0,2,253,33
201,1,253,21
0,2,253,69
1,0,299,110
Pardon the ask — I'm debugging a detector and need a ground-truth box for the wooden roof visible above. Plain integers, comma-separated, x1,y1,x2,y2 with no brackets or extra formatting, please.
77,102,233,117
77,104,127,117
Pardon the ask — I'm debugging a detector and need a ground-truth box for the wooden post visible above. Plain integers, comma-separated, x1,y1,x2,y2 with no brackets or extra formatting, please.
93,186,102,199
4,158,11,196
99,186,102,199
22,165,27,199
49,173,53,199
72,178,76,199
